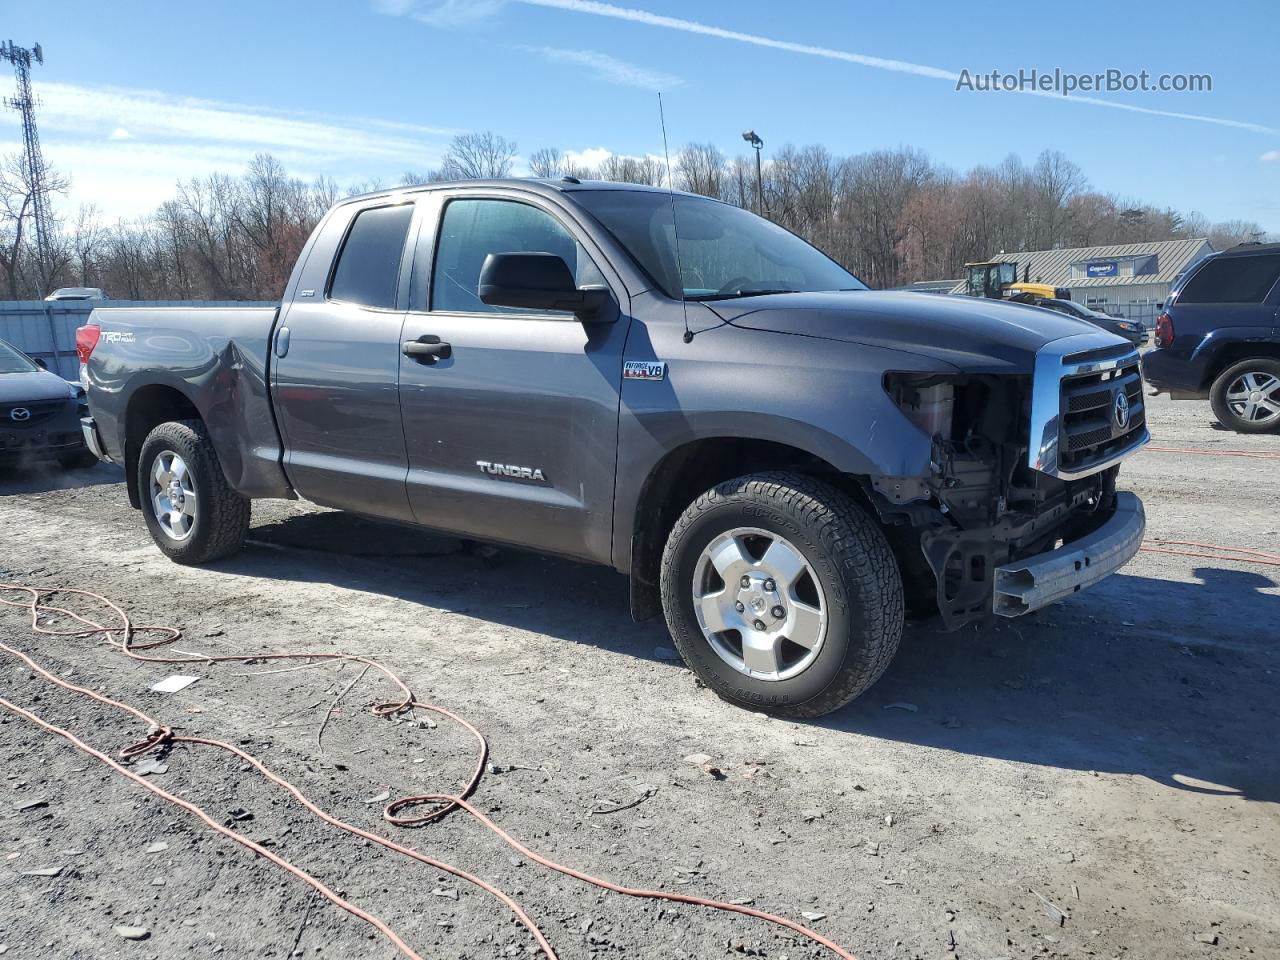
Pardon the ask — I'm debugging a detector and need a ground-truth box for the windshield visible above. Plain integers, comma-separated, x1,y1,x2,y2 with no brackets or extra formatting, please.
573,190,866,300
0,340,37,374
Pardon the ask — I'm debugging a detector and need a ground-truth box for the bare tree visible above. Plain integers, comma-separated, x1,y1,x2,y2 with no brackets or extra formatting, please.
527,147,564,179
437,131,518,180
675,143,726,198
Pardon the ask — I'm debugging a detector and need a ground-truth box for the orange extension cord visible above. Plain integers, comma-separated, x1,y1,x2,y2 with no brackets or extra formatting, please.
0,584,860,960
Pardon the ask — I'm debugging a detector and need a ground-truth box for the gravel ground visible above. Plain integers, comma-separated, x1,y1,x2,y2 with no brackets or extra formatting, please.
0,393,1276,960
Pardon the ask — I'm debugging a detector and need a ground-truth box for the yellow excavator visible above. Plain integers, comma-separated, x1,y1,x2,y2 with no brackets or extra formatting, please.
963,261,1070,304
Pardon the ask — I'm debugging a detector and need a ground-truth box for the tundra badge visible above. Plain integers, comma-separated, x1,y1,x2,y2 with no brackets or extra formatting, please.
623,360,666,381
477,461,546,482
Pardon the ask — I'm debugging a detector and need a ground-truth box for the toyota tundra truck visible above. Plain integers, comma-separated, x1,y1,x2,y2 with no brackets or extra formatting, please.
77,178,1149,717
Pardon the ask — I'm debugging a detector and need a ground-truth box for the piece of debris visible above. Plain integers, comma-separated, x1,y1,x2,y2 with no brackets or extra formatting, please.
883,702,918,713
801,911,827,922
227,808,254,822
133,757,169,776
884,814,894,827
432,887,459,901
149,675,200,694
19,867,63,878
113,926,150,941
145,842,169,854
364,790,391,804
1194,932,1219,945
589,787,656,816
683,753,713,766
864,841,881,856
880,878,903,886
1030,888,1069,926
801,809,825,823
15,798,48,812
1072,883,1080,901
1060,851,1076,863
945,910,955,922
729,897,755,906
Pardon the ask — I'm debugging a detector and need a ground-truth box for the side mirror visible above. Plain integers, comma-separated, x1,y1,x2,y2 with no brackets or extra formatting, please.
478,252,611,320
32,357,47,370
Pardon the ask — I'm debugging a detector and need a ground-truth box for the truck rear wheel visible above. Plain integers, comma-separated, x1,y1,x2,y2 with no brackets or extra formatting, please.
659,472,903,718
1209,358,1280,433
138,419,250,564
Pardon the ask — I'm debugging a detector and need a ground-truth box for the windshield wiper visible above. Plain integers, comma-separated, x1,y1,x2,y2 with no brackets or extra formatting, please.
686,288,800,302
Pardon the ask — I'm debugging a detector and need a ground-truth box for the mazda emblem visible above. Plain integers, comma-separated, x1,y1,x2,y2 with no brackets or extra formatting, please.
9,407,30,422
1113,391,1130,431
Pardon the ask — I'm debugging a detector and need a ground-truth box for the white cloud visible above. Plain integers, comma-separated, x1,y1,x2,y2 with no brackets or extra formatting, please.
1262,150,1280,163
0,82,458,221
512,0,1279,135
374,0,508,27
522,46,680,90
564,146,614,169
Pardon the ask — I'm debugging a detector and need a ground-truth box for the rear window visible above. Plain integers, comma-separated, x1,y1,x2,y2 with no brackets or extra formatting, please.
1178,253,1280,304
329,203,415,309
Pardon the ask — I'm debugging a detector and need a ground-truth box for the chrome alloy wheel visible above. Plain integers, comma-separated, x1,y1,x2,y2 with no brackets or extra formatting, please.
150,450,197,541
691,527,828,681
1225,371,1280,425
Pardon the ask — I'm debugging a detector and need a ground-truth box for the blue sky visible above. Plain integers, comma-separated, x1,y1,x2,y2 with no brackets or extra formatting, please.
4,0,1278,230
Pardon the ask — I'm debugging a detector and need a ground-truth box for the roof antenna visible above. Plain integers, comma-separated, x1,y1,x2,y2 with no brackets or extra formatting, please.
658,92,693,344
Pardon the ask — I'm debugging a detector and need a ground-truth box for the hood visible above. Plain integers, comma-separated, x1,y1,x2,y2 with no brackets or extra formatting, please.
710,290,1115,372
0,369,75,404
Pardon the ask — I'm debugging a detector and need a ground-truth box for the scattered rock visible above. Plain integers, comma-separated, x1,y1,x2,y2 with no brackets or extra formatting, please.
883,702,919,712
864,841,881,857
19,867,62,878
945,910,955,922
145,842,169,854
15,798,48,812
801,809,825,823
432,887,459,901
1030,888,1069,926
113,926,150,941
683,753,713,766
363,790,391,804
227,808,254,822
884,814,894,827
1194,932,1219,945
729,897,755,905
801,911,827,922
133,757,168,776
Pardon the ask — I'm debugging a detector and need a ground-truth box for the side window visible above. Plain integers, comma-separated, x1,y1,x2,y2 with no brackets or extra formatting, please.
1178,254,1280,304
431,198,604,314
328,203,415,309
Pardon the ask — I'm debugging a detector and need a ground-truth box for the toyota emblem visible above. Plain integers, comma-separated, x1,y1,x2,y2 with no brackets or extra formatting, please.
9,407,30,422
1113,391,1130,431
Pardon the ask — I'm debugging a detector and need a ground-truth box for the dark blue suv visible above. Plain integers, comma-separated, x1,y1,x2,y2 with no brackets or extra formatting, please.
1143,243,1280,432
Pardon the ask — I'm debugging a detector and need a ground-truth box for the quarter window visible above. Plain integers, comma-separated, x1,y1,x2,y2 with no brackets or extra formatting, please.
329,204,415,309
430,198,603,314
1178,253,1280,304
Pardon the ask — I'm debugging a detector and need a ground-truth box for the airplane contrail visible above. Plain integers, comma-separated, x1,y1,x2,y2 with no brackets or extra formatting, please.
516,0,1278,136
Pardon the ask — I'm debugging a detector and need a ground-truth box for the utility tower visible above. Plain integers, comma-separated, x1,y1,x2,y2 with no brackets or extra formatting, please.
1,40,53,291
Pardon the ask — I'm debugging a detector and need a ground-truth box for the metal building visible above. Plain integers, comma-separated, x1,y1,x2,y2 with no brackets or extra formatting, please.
947,237,1213,328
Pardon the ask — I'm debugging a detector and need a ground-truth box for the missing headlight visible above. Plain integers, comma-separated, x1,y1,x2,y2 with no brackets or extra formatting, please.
884,373,955,440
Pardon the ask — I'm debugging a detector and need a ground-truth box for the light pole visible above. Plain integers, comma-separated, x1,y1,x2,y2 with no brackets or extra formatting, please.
741,130,764,215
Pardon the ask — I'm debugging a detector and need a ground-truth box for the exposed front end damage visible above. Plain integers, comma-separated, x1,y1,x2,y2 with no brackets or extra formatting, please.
871,334,1149,630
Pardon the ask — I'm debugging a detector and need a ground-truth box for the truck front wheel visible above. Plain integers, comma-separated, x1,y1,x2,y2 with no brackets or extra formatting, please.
659,472,903,718
1209,358,1280,433
137,419,250,564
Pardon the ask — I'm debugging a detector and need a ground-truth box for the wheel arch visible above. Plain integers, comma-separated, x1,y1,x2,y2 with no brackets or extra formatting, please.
624,437,871,622
122,383,202,508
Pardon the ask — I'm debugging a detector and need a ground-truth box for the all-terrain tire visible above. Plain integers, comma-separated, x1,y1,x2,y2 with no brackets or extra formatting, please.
659,472,904,718
1209,358,1280,434
137,419,250,564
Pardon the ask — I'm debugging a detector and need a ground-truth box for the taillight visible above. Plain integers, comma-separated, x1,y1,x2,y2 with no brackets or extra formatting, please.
75,324,101,364
1154,312,1174,348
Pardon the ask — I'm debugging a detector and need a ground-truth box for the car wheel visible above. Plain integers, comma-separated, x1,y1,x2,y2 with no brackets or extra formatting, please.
137,419,250,564
659,471,904,718
1209,358,1280,433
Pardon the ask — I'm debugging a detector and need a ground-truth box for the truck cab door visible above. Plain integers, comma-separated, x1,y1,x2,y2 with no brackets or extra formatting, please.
271,200,417,522
397,190,631,564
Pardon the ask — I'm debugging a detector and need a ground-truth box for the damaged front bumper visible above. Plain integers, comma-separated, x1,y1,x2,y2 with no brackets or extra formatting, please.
992,492,1145,618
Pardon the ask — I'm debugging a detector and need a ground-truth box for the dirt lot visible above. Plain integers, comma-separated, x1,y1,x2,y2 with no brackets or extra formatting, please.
1,393,1277,960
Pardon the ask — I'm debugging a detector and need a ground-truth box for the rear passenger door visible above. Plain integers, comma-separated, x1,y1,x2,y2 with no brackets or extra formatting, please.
272,199,417,521
1172,251,1280,340
396,189,630,564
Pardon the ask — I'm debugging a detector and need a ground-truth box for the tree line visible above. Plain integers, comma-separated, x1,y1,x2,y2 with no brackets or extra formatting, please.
0,131,1269,300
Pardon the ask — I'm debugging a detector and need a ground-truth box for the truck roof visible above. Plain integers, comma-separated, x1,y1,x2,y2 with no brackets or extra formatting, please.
339,177,707,207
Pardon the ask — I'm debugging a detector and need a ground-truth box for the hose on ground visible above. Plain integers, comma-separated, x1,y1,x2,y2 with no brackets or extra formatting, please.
0,583,859,960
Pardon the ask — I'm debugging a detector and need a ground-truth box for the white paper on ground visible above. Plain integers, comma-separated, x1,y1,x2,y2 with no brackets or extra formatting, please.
149,675,200,693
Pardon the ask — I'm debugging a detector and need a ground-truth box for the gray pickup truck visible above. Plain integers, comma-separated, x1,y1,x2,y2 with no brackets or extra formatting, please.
79,178,1149,717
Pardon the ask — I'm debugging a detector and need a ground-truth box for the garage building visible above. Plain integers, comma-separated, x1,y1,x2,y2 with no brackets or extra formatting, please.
947,237,1213,328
